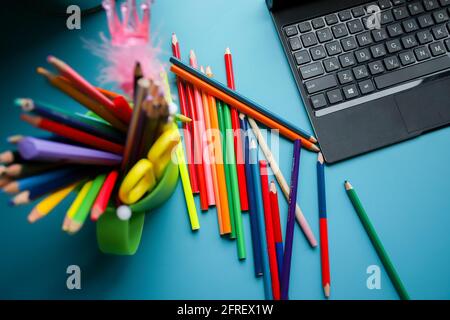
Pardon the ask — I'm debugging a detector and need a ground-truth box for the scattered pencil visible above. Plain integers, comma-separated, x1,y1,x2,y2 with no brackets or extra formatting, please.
91,170,119,221
269,181,283,277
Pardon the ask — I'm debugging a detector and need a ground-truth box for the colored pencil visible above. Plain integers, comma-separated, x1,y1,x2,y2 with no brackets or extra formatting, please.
0,150,24,164
20,114,124,154
281,139,302,300
186,82,209,211
171,33,198,194
201,67,223,233
17,137,122,165
47,56,131,124
0,177,13,188
269,181,284,276
206,67,232,234
189,51,215,207
169,58,318,149
91,170,119,221
224,48,249,212
344,181,410,300
37,67,127,132
63,180,93,231
260,161,281,300
217,100,236,238
16,98,124,143
247,117,317,247
250,139,272,300
68,173,107,233
317,153,330,298
223,103,246,259
4,162,65,179
240,113,263,276
133,61,143,105
28,182,78,223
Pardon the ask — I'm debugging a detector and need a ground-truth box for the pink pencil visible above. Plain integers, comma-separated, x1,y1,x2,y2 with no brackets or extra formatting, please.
189,50,215,207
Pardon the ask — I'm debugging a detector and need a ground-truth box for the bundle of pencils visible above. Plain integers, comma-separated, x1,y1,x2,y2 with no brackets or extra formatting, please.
2,55,182,235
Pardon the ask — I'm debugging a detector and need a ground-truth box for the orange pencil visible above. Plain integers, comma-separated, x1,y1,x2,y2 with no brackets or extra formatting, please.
170,64,319,151
91,170,119,221
224,48,249,212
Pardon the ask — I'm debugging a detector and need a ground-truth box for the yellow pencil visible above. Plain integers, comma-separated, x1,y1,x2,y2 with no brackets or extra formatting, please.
62,180,93,231
28,182,79,223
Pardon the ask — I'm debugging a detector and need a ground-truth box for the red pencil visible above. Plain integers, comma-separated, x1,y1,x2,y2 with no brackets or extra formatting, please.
186,83,209,211
260,161,281,300
269,181,284,274
91,170,119,221
172,33,199,194
111,96,133,124
20,114,124,154
224,48,249,212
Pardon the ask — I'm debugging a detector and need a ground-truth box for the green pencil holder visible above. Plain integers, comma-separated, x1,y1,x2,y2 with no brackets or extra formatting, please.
96,160,179,255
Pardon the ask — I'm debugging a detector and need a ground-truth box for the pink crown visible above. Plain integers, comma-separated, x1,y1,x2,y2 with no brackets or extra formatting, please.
102,0,152,46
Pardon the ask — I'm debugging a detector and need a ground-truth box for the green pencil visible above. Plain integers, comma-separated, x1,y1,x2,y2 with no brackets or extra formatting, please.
344,181,410,300
217,100,236,239
69,173,107,234
223,103,246,260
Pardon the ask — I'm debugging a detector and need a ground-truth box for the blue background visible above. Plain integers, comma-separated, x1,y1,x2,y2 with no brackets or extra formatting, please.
0,0,449,300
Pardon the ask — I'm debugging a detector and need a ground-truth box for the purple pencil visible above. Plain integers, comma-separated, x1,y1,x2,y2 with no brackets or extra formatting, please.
18,137,122,165
280,139,302,300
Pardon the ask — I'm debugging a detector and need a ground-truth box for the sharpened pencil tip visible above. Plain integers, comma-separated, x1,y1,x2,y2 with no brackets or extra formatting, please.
200,66,205,73
189,49,196,59
311,143,320,152
205,66,213,77
238,113,245,120
269,181,277,193
225,47,231,54
324,284,330,298
318,152,324,164
344,180,352,190
171,33,178,44
250,138,257,149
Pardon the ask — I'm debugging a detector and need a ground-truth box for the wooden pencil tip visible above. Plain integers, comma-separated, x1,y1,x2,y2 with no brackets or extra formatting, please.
310,136,318,143
311,143,321,152
27,209,42,223
171,33,178,43
250,138,257,149
20,113,40,126
239,113,245,120
0,165,5,175
11,191,30,205
344,180,353,190
324,284,330,298
90,207,102,221
225,47,231,54
36,67,52,78
68,221,82,234
46,55,56,63
269,181,277,193
318,152,324,164
7,135,24,144
200,66,205,73
205,66,213,77
189,49,196,59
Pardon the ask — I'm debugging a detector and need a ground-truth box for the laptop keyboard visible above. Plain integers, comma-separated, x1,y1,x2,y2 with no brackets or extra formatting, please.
283,0,450,115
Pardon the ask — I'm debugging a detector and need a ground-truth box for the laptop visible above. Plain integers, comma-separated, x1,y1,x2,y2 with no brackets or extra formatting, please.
267,0,450,163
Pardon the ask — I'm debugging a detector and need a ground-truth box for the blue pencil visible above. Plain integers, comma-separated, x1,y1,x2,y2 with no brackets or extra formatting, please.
280,139,302,300
250,138,272,300
240,115,263,277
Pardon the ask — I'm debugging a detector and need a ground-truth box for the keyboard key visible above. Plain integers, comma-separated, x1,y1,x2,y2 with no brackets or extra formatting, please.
339,52,356,67
352,6,366,18
353,65,369,79
332,23,349,38
299,62,324,79
305,74,337,93
372,28,389,42
326,89,344,104
381,10,394,25
387,23,404,37
403,18,419,32
347,19,364,33
325,41,343,55
312,17,325,29
433,9,449,23
399,50,416,64
294,50,311,65
317,28,333,42
338,10,352,21
301,32,318,47
393,0,406,5
429,41,446,55
371,44,387,57
445,38,450,50
417,30,433,44
310,45,327,60
356,31,374,46
289,37,302,51
393,6,409,20
414,46,431,60
323,57,340,72
355,48,372,62
311,94,327,109
342,84,360,99
401,35,418,48
432,24,449,39
386,39,403,53
384,55,401,69
375,55,450,89
379,0,392,9
423,0,439,11
284,25,298,37
359,79,376,94
341,37,358,51
440,0,450,6
368,60,385,74
337,69,354,84
325,14,339,25
298,21,312,33
408,2,424,15
418,14,435,27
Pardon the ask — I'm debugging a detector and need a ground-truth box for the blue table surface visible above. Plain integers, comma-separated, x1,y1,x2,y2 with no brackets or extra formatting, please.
0,0,449,300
